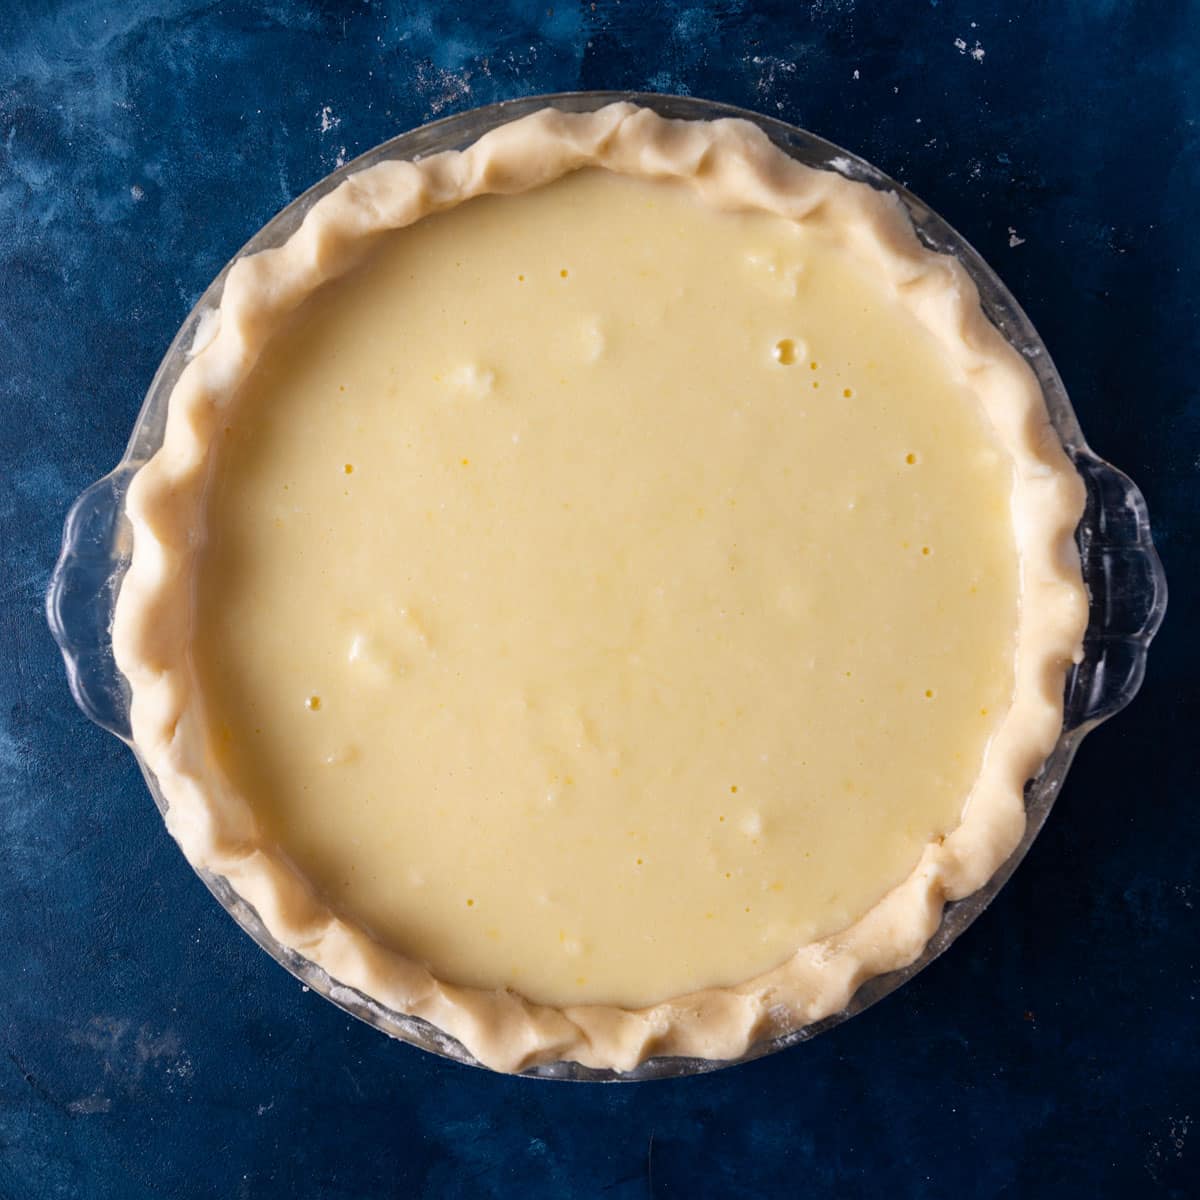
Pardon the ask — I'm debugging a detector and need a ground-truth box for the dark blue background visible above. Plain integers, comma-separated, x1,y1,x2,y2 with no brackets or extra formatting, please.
1,2,1196,1196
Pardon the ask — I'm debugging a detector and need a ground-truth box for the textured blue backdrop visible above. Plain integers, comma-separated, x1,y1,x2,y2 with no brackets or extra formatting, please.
1,2,1196,1197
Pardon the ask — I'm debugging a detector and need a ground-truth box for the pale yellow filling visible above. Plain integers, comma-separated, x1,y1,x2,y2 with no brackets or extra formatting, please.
195,168,1018,1010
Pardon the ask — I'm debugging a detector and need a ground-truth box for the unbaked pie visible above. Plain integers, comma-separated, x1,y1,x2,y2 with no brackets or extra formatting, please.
113,103,1087,1072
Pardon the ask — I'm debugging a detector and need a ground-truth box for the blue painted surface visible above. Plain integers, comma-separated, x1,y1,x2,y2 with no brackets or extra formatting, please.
1,2,1197,1196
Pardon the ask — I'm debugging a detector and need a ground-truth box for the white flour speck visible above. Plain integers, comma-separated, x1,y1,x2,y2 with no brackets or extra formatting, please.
852,68,860,80
130,183,144,201
1008,226,1026,248
956,36,986,61
318,105,340,134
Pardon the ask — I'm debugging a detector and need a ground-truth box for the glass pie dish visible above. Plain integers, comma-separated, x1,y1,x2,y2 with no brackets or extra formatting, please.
47,92,1167,1080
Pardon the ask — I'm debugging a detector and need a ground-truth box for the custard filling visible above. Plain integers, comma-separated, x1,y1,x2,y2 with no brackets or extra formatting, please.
195,168,1018,1009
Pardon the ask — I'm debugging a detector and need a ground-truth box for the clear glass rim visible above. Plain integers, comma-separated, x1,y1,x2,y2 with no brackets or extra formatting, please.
47,91,1168,1081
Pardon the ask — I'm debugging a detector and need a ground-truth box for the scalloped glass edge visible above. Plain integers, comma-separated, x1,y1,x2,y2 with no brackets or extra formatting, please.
46,91,1167,1081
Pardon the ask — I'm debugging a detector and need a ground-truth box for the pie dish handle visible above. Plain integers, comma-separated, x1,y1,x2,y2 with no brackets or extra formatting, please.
46,465,137,744
1063,450,1168,734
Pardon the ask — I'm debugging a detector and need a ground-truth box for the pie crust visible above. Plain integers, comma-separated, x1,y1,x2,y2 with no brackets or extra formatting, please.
112,103,1088,1073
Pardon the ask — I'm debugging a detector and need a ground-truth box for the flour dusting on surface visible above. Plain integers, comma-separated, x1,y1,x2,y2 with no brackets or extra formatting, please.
1146,1114,1193,1183
413,60,473,116
955,36,986,61
1008,226,1026,248
66,1018,195,1096
746,54,797,103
